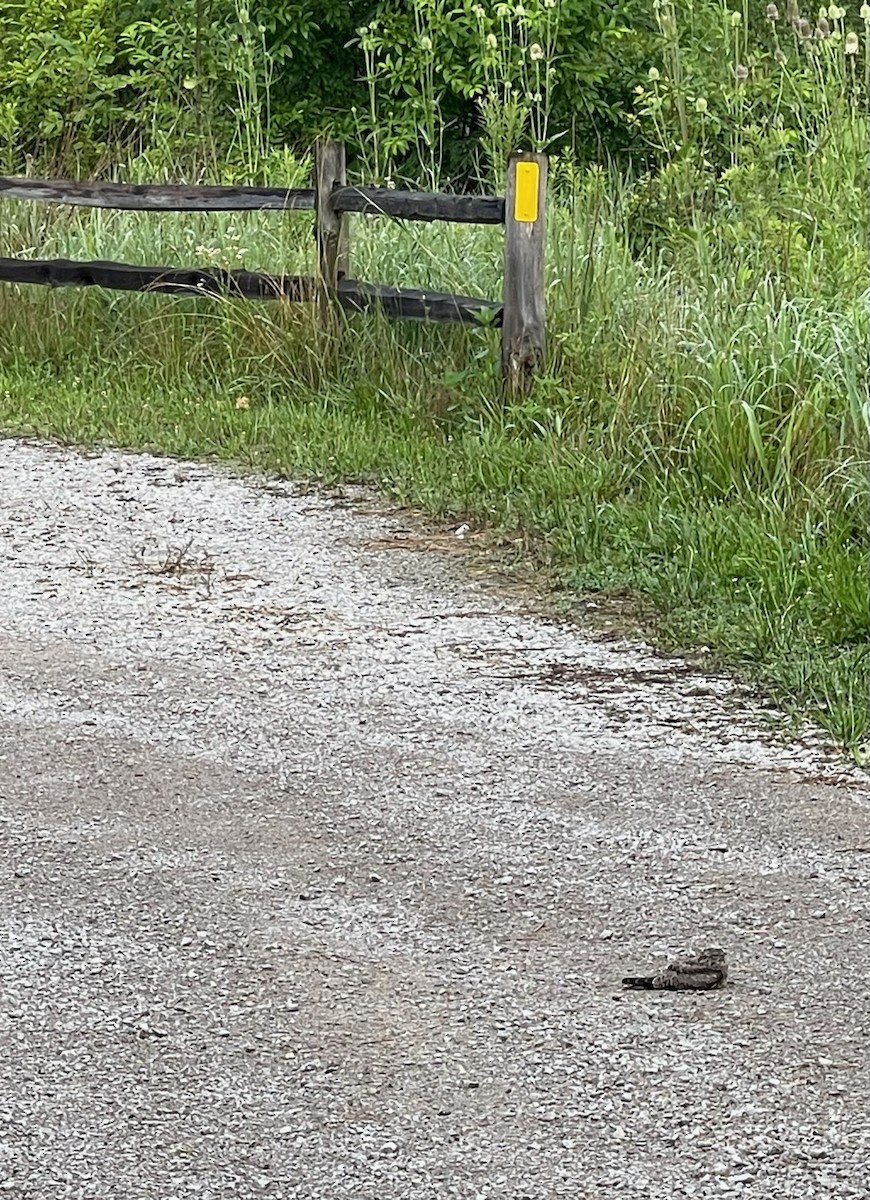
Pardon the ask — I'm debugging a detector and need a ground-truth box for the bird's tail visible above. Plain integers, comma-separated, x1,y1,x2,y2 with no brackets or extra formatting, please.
622,975,656,989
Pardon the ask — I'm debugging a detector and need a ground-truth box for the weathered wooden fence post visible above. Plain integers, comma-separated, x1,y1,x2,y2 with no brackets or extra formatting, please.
314,139,348,332
502,151,547,397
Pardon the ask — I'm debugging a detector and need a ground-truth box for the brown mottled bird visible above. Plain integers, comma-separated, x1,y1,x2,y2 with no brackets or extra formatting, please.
622,947,727,991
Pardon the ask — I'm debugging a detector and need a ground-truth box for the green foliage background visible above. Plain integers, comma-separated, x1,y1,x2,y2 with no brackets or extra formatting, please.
0,0,650,174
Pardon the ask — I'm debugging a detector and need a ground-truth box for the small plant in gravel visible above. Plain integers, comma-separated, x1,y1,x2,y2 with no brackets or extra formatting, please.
138,538,217,595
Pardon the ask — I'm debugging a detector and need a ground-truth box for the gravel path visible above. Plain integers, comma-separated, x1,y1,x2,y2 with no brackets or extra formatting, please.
1,436,868,1200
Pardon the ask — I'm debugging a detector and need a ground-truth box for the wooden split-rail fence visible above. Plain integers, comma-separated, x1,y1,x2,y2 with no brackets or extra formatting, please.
0,140,547,394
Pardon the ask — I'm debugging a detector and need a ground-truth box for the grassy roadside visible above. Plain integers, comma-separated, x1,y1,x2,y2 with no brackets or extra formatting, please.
0,309,864,753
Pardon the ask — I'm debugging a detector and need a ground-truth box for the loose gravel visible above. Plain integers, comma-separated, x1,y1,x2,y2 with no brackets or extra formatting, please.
0,436,868,1200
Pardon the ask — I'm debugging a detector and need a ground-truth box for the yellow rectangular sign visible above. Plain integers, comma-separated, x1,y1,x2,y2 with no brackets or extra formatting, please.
514,161,540,223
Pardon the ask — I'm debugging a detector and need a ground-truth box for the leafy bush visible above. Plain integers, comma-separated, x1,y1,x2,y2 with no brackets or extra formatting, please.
249,0,373,143
0,0,247,171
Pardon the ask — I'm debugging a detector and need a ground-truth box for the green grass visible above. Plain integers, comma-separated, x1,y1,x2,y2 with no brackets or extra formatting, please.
0,168,866,755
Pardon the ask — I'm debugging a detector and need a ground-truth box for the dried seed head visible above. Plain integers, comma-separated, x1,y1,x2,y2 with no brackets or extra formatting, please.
845,29,859,49
529,42,545,60
798,16,813,34
766,2,779,17
815,16,831,34
786,0,800,20
735,62,750,80
774,46,788,60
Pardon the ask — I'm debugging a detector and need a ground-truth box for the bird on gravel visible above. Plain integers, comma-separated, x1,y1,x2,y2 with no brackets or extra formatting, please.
622,947,727,991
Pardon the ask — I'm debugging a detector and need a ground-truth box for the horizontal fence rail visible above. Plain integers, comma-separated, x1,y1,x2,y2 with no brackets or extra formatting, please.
0,178,316,211
0,257,502,324
0,138,545,392
330,186,505,224
0,177,505,222
0,256,314,301
336,280,502,324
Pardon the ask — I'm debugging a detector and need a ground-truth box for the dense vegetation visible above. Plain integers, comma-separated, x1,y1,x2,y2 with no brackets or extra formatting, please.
0,0,867,752
0,0,647,174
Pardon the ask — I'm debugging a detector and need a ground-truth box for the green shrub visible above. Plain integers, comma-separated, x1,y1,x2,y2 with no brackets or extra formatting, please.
0,0,257,171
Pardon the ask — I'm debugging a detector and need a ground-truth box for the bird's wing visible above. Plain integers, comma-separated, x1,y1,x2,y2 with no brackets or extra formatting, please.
666,963,725,989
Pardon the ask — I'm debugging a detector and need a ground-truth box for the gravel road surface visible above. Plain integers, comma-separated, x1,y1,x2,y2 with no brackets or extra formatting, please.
1,437,868,1200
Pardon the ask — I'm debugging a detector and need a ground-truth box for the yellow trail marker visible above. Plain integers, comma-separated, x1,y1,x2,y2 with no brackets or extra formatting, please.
513,161,540,223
